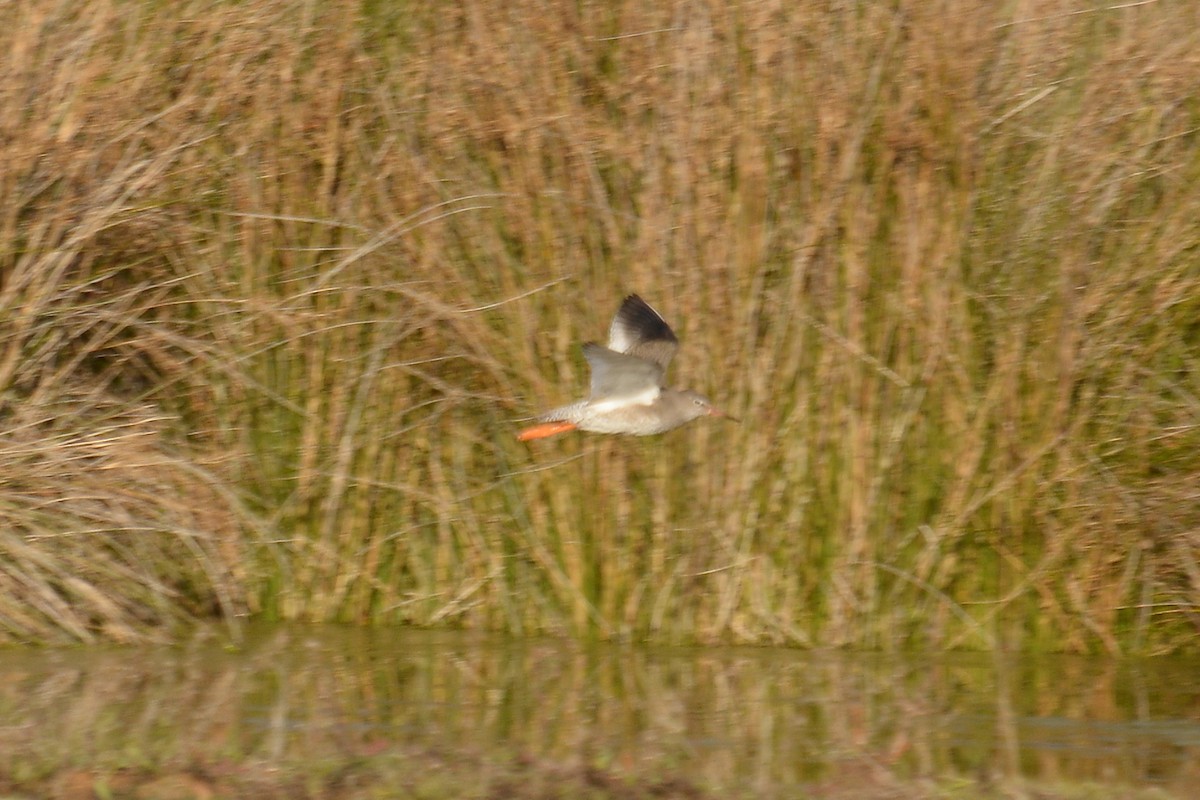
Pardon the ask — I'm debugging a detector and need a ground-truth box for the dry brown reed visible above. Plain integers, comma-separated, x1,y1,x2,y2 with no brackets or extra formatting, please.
0,0,1197,649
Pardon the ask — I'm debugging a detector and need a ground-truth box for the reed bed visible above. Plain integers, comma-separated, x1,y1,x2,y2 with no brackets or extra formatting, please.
1,0,1197,651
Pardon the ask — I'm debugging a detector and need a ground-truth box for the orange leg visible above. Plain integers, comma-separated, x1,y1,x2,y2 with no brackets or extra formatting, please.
516,421,578,441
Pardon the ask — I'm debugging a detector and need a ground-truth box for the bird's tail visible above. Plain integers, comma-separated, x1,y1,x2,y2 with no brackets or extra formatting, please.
516,402,584,442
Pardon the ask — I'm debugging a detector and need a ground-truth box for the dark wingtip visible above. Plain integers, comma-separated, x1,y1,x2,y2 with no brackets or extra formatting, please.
614,294,676,343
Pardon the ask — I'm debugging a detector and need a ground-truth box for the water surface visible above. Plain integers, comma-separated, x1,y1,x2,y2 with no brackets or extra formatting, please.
3,625,1197,796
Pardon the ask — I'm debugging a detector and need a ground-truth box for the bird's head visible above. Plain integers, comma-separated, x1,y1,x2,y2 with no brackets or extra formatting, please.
679,390,738,423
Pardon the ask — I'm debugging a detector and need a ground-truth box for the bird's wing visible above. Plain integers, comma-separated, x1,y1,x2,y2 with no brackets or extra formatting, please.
582,343,663,408
607,294,679,372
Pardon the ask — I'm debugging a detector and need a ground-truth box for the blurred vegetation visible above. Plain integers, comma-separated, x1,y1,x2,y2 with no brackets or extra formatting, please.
0,0,1197,650
1,625,1194,799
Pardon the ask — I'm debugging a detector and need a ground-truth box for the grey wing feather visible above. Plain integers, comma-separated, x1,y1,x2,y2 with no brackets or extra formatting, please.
607,295,679,371
582,343,664,402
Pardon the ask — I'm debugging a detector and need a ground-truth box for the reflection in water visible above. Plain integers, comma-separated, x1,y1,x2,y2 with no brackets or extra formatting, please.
2,625,1198,794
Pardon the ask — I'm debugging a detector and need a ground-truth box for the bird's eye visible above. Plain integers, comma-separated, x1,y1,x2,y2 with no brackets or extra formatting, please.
693,398,704,406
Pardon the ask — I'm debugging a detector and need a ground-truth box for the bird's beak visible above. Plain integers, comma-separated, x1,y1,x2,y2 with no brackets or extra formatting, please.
709,407,740,423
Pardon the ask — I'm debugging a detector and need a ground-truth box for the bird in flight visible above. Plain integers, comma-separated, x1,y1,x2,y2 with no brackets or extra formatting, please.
517,294,735,441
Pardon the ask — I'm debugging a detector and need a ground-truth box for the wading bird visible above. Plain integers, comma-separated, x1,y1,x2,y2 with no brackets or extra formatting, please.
517,294,736,441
